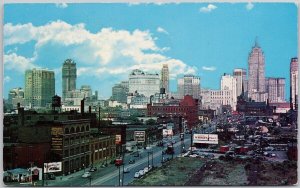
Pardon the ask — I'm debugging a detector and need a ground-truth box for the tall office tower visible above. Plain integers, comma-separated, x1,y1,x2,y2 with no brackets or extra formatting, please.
248,39,266,102
265,77,286,103
62,59,77,101
177,74,201,99
161,64,169,94
25,69,55,108
290,57,298,109
128,69,160,98
221,74,237,110
233,68,247,97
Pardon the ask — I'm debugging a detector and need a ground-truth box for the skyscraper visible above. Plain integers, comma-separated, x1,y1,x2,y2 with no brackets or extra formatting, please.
290,57,298,109
265,77,286,103
177,74,201,99
248,39,266,102
161,64,169,94
62,59,77,101
233,68,247,97
25,69,55,108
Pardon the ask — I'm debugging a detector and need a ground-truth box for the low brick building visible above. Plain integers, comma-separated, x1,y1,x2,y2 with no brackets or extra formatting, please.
147,95,199,129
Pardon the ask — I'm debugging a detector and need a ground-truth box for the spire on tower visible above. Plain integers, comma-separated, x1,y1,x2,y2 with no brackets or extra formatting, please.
254,36,259,47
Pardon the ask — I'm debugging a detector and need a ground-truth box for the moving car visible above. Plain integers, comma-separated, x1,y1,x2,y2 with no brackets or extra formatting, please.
89,167,97,172
124,167,130,173
129,158,135,164
82,172,91,178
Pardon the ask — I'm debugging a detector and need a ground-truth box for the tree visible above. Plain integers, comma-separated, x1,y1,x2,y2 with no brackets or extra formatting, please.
146,119,156,125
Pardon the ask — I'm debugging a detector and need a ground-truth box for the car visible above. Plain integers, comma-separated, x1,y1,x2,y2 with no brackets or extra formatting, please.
144,167,149,173
82,172,91,178
189,154,198,158
134,172,140,178
89,167,97,172
124,167,130,173
271,153,276,157
263,152,268,156
129,158,135,164
138,170,144,176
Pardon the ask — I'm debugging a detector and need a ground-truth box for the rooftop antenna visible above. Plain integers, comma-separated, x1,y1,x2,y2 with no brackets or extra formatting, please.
255,36,259,47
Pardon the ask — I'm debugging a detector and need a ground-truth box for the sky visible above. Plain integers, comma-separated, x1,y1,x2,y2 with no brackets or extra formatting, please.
3,2,298,100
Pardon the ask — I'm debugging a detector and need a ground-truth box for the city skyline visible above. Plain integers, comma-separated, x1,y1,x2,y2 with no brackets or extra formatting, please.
3,3,297,100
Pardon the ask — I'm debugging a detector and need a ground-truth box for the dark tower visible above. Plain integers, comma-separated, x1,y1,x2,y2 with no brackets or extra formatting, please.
62,59,77,101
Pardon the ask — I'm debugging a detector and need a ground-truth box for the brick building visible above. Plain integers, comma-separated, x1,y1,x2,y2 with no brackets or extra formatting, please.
147,95,199,129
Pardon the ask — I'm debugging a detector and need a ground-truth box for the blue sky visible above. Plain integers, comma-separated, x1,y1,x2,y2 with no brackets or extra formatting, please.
3,3,298,100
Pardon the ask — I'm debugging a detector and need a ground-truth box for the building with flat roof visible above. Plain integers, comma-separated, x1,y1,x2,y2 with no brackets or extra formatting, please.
25,69,55,108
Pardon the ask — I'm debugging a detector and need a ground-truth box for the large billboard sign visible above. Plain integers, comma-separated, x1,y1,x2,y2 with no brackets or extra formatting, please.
44,162,62,173
51,127,63,151
193,134,218,144
134,131,145,142
115,135,122,145
163,129,173,136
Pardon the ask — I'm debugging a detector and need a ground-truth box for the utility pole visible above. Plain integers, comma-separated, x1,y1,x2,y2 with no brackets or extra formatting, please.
147,152,150,167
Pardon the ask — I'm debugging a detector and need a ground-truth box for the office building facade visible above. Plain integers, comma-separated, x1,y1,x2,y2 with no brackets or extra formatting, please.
248,40,266,102
290,57,298,110
62,59,77,101
25,69,55,108
177,74,201,99
161,64,169,94
128,69,160,98
265,77,285,103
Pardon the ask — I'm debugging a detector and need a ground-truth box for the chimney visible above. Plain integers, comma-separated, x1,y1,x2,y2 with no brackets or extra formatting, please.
81,99,85,115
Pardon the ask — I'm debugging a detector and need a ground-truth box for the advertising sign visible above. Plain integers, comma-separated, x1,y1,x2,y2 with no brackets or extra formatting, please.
134,131,145,142
163,129,173,136
51,127,63,151
115,135,122,145
43,162,62,173
193,134,218,144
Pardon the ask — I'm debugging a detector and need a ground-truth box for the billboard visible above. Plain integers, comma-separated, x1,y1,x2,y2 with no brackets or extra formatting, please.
51,127,63,151
163,129,173,136
115,135,122,145
44,162,62,173
193,134,218,144
134,131,145,142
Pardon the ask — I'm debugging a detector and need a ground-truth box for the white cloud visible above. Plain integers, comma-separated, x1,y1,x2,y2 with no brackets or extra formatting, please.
246,2,254,10
202,66,216,71
4,76,11,83
199,4,217,13
4,20,197,82
4,53,38,73
55,3,68,9
157,27,169,35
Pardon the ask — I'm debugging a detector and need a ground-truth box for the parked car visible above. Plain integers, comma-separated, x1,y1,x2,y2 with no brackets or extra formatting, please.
138,170,144,176
89,167,97,172
134,172,140,178
144,167,149,173
82,172,91,178
129,158,135,164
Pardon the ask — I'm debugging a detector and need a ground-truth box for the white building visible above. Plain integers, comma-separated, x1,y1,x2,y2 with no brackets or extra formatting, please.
128,69,160,98
221,74,237,110
200,89,234,113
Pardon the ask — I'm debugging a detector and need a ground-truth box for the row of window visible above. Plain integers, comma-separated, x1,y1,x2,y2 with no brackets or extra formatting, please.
64,145,89,157
65,126,89,134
